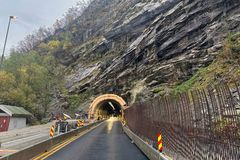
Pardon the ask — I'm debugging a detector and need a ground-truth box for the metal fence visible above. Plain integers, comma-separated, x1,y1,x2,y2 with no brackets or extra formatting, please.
125,82,240,160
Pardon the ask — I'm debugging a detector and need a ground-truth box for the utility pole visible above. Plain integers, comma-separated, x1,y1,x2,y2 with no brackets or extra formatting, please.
0,16,16,69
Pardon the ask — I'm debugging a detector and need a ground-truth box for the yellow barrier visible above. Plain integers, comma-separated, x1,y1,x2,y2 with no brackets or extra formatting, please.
49,125,55,138
157,133,163,152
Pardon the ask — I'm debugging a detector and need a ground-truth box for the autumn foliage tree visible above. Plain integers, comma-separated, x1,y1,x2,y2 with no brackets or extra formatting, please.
0,51,63,120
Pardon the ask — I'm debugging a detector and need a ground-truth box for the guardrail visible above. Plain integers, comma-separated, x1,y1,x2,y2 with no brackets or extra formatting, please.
0,121,104,160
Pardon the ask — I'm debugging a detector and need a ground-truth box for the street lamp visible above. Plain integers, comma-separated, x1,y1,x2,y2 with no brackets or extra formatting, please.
0,16,17,68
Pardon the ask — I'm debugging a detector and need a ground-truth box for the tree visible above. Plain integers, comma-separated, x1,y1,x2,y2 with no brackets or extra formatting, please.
0,71,16,93
15,0,93,53
1,50,64,120
47,40,62,53
1,0,94,120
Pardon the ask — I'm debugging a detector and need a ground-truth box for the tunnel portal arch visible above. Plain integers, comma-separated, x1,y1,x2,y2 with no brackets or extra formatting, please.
88,94,128,119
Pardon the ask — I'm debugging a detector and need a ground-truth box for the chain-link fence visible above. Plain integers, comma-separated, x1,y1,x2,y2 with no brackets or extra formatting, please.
125,82,240,160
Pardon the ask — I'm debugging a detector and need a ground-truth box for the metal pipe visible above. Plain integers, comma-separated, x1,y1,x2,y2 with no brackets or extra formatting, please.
57,124,60,135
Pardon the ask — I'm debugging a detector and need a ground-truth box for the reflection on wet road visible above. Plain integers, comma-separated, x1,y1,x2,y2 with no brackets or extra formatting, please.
46,118,148,160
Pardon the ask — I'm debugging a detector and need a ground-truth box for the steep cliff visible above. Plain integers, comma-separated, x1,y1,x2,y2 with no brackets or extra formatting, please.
51,0,240,110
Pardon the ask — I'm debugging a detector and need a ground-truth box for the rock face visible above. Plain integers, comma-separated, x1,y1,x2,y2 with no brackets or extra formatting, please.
58,0,240,105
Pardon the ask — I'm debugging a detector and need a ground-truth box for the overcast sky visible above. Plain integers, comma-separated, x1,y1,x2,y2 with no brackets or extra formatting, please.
0,0,81,55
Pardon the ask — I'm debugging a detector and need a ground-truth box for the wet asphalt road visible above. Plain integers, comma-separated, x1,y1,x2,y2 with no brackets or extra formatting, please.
46,118,148,160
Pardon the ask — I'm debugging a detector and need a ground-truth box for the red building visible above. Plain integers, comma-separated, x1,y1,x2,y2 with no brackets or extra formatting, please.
0,105,32,132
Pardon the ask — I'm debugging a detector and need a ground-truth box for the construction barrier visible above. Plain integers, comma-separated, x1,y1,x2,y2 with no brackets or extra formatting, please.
50,125,55,138
123,126,169,160
77,120,83,127
124,81,240,159
158,133,163,152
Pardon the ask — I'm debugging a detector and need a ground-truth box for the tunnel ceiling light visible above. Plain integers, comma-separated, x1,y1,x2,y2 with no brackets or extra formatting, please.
108,102,115,110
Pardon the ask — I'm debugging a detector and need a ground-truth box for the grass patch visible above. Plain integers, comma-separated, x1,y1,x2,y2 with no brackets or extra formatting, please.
172,32,240,94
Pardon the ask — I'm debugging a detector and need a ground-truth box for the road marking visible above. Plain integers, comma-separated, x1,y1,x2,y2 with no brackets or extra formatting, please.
33,136,79,160
32,122,104,160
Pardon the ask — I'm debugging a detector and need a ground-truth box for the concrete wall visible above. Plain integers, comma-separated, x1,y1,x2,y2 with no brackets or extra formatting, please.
8,117,26,131
123,126,171,160
0,121,104,160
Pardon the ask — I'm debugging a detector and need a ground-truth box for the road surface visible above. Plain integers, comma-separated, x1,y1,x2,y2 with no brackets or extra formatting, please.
0,122,54,151
45,118,148,160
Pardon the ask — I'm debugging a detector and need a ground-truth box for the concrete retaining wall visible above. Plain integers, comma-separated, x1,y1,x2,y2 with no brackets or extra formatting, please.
123,126,170,160
0,121,103,160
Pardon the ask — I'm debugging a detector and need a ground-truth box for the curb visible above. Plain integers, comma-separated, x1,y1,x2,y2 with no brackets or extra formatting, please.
123,126,171,160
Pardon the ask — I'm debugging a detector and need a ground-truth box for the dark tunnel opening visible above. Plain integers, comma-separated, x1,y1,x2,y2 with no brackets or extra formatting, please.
97,100,122,118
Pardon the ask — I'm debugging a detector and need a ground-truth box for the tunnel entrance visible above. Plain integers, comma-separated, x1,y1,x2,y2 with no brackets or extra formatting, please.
97,100,122,118
88,94,128,119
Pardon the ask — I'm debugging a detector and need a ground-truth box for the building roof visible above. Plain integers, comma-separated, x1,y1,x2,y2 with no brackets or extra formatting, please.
0,105,32,117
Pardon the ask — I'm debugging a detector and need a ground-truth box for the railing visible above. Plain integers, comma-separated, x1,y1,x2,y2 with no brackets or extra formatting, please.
125,82,240,160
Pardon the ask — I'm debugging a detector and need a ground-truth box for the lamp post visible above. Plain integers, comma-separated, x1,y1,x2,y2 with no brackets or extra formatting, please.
0,16,17,68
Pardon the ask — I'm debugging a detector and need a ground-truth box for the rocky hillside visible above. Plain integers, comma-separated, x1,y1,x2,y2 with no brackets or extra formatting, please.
54,0,240,111
2,0,240,119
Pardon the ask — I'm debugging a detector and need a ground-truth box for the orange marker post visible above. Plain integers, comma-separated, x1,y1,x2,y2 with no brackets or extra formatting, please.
50,125,55,138
157,133,163,152
77,120,81,127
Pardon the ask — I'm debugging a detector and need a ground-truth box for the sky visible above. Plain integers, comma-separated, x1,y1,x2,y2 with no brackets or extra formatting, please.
0,0,81,55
